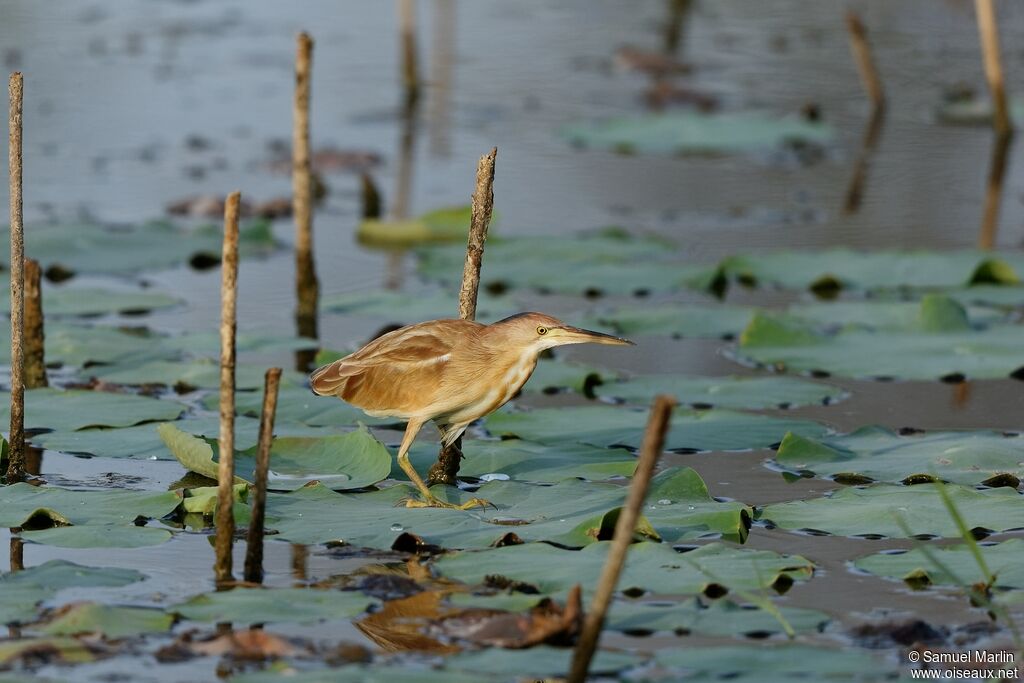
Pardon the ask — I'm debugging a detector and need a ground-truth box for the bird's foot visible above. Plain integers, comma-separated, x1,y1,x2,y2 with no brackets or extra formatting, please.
402,495,494,510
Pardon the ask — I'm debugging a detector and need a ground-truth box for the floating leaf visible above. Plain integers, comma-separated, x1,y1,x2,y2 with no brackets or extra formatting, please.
20,525,173,549
608,598,829,636
561,111,833,156
90,360,305,391
0,388,185,431
0,219,277,275
173,587,377,624
935,95,1024,126
721,249,1024,292
407,439,637,484
40,603,173,638
773,428,1024,486
0,636,101,665
525,359,616,395
204,385,395,428
0,561,144,625
0,287,180,317
435,542,813,597
854,539,1024,589
760,483,1024,538
357,205,488,246
586,303,754,339
266,468,750,549
159,423,393,491
484,405,825,451
595,374,845,409
736,303,1024,380
0,484,181,528
321,288,513,323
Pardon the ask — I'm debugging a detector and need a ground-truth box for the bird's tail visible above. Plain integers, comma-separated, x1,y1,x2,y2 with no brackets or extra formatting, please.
309,359,360,396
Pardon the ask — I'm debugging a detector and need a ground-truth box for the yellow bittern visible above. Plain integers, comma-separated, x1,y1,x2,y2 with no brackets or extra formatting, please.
310,312,633,509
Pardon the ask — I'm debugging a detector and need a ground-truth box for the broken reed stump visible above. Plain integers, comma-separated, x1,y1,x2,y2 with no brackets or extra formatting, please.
6,72,25,484
974,0,1012,136
23,258,46,389
427,148,497,486
215,191,241,585
244,367,283,584
845,12,884,112
568,395,676,683
294,32,319,371
978,131,1013,249
398,0,420,108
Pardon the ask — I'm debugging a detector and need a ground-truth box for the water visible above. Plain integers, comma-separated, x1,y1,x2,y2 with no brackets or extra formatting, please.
2,0,1024,679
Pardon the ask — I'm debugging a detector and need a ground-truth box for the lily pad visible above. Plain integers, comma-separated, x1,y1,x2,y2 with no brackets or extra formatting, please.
204,385,395,428
854,539,1024,589
0,636,100,665
0,483,181,528
407,439,637,484
159,423,393,491
586,303,755,339
655,644,895,679
736,303,1024,380
595,374,845,409
357,205,486,246
0,287,180,317
321,288,513,323
0,219,277,275
40,603,173,638
21,525,174,549
721,249,1024,292
265,468,750,549
484,405,825,451
936,95,1024,126
172,587,377,624
0,388,185,431
774,428,1024,486
760,483,1024,538
525,359,616,395
417,229,717,296
608,598,829,636
435,542,813,597
0,560,143,625
561,111,833,156
90,360,305,391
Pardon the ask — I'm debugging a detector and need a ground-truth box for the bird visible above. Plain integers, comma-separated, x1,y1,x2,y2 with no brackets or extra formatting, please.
309,312,633,509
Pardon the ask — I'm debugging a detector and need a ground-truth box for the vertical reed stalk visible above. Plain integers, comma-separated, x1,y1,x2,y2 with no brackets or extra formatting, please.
6,73,24,484
568,395,676,683
243,367,282,584
215,191,241,585
845,12,885,111
975,0,1012,136
428,148,497,485
294,32,319,370
23,258,46,389
399,0,420,107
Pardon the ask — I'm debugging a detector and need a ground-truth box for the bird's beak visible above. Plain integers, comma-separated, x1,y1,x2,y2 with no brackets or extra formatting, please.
554,325,635,346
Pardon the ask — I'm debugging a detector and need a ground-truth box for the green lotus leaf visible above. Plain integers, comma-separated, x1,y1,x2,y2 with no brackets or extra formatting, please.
203,385,395,428
159,423,393,491
0,560,145,590
595,374,845,409
0,287,179,317
434,541,813,597
356,205,491,246
608,598,829,636
484,405,825,451
0,388,185,431
406,438,637,484
20,525,173,548
0,483,181,528
39,603,173,638
89,360,306,390
561,111,833,156
265,468,750,549
854,539,1024,589
773,427,1024,485
172,587,377,624
321,288,513,323
585,303,755,339
760,483,1024,538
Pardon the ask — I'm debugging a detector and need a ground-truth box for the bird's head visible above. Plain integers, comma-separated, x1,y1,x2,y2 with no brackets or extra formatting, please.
493,312,634,352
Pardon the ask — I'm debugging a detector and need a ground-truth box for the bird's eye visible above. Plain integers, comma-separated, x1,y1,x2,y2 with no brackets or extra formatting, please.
536,326,548,336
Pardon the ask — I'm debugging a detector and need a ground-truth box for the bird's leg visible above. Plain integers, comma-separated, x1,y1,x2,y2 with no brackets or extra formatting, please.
395,420,491,510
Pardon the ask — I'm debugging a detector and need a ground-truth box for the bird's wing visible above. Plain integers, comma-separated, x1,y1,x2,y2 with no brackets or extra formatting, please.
310,330,455,399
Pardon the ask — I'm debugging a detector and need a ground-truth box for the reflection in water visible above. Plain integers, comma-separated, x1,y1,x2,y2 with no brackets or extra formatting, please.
663,0,691,56
429,0,456,158
952,381,971,410
399,0,421,109
356,591,459,653
291,543,308,584
843,107,885,214
978,131,1013,249
9,534,23,572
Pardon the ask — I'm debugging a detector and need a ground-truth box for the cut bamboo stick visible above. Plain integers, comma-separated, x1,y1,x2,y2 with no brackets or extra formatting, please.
294,32,319,368
243,367,282,584
975,0,1012,135
23,258,46,389
214,191,241,585
845,12,884,112
568,395,676,683
428,148,497,485
6,72,24,484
